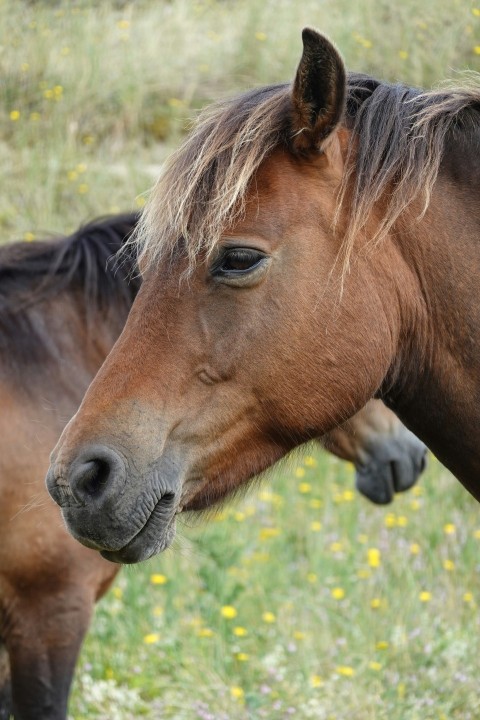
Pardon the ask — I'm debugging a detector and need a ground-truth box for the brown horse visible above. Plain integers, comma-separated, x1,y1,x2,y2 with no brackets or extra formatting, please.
47,28,477,564
0,214,138,720
0,214,424,718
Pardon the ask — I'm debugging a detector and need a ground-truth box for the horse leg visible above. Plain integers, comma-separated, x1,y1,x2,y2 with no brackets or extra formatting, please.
5,593,93,720
0,641,12,720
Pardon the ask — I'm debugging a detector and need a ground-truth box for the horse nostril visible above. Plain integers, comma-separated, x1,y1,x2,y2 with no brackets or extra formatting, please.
68,446,125,504
76,459,111,497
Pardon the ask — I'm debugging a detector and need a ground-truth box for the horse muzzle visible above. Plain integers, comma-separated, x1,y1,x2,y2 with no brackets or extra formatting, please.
355,430,428,504
46,443,182,563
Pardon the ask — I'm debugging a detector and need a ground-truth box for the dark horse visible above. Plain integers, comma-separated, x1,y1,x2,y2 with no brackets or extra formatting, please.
47,28,477,565
0,214,138,719
1,213,424,719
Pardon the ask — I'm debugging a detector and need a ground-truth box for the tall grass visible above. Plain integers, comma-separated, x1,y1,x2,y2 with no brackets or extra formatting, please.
1,0,478,237
1,1,480,718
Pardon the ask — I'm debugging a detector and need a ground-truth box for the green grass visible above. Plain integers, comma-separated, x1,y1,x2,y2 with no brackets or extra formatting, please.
72,450,480,719
2,1,480,718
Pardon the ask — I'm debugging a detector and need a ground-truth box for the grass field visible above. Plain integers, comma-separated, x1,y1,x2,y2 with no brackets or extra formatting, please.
2,1,480,718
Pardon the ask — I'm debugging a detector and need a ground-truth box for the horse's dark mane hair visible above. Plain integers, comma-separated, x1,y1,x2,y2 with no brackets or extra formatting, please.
0,213,140,369
135,67,480,273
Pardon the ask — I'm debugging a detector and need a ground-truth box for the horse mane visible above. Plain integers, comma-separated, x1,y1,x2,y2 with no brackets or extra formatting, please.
134,70,480,273
0,213,140,367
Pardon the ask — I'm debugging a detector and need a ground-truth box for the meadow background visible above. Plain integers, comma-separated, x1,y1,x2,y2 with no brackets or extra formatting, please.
1,0,480,718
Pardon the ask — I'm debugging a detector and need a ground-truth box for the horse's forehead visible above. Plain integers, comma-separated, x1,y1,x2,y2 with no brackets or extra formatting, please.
236,148,337,233
253,149,317,192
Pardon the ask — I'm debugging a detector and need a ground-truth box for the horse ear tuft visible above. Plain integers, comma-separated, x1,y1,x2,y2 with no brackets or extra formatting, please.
291,29,346,154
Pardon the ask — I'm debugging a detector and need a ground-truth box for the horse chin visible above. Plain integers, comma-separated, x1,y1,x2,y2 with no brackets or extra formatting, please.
99,516,177,565
356,465,395,505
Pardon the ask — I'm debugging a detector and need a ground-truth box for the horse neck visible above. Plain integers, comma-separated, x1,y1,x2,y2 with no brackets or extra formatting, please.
386,143,480,495
17,291,128,412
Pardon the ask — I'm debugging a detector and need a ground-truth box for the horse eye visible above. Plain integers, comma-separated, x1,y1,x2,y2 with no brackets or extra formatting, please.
212,248,267,276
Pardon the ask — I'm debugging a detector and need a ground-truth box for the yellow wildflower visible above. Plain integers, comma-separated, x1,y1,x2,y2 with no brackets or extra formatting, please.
233,626,247,636
419,591,431,602
310,674,323,687
262,611,276,623
384,513,396,528
9,110,20,121
331,587,345,600
259,527,280,540
336,665,355,677
197,627,214,638
367,547,381,568
443,523,455,535
230,686,244,700
150,574,168,585
143,633,160,644
221,605,237,619
310,521,322,532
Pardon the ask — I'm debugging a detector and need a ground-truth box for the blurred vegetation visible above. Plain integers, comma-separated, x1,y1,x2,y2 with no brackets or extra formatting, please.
1,0,479,237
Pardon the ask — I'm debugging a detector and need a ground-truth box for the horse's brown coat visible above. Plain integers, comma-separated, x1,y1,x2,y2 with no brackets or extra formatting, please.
47,31,480,564
0,215,139,719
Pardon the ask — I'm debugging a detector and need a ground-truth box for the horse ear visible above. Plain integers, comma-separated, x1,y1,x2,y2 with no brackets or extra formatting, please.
291,28,346,154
